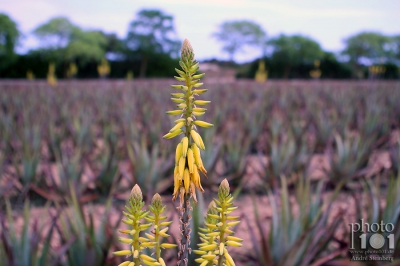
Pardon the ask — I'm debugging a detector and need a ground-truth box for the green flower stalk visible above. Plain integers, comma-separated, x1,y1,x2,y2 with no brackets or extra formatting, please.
114,185,152,266
194,179,242,266
163,38,213,265
145,193,177,266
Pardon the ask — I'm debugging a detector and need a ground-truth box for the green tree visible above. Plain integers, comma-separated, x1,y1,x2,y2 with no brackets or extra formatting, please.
125,9,180,78
341,32,394,78
0,13,20,71
33,17,108,75
268,34,323,78
390,35,400,62
342,32,391,65
102,32,124,55
212,20,267,61
65,30,107,64
33,17,77,49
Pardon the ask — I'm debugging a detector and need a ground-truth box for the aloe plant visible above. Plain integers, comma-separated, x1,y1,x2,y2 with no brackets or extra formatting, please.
325,132,374,187
56,185,119,266
12,124,41,187
137,89,168,146
69,109,93,153
0,150,4,185
48,122,65,163
246,177,344,265
127,137,173,200
219,128,251,190
54,147,85,196
0,200,55,266
382,177,400,259
357,94,390,146
351,176,400,262
310,108,337,152
258,119,312,188
198,126,222,188
389,140,400,176
0,105,14,157
93,124,120,195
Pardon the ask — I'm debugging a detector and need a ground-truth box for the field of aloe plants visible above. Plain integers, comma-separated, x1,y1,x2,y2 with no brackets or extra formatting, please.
0,79,400,265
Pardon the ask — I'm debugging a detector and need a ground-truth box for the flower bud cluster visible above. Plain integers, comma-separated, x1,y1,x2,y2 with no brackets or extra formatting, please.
114,186,175,266
194,179,242,266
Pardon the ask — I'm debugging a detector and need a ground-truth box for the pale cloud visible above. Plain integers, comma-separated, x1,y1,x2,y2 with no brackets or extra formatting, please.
2,0,60,31
260,2,377,18
135,0,379,18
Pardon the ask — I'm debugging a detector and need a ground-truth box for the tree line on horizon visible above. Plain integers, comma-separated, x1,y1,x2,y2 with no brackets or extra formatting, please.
0,9,399,80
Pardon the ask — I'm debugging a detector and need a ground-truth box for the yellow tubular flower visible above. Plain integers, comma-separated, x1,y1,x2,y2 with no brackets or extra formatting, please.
224,250,236,266
114,250,132,256
192,144,203,168
183,168,190,193
193,165,204,192
163,129,183,139
175,142,183,165
182,137,189,157
190,181,198,203
187,148,195,173
194,120,213,128
159,258,166,266
118,262,132,266
173,166,181,200
170,121,185,132
178,157,185,179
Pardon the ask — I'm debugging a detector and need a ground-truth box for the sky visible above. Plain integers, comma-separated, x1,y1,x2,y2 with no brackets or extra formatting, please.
1,0,399,62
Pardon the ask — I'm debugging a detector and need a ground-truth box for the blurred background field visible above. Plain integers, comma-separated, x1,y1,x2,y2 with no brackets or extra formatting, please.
1,79,400,265
1,0,400,265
